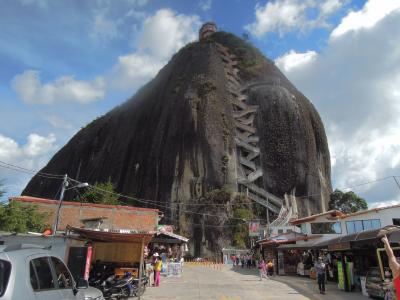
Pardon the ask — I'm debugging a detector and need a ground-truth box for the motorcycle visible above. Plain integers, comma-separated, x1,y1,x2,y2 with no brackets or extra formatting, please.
96,272,148,299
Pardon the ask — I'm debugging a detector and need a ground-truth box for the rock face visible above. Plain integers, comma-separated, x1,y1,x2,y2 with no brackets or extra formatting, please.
23,31,331,255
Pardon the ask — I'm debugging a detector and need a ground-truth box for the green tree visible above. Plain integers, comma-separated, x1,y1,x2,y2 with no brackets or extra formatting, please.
0,201,48,233
328,189,368,214
230,194,253,248
0,179,5,200
79,179,119,205
232,207,253,248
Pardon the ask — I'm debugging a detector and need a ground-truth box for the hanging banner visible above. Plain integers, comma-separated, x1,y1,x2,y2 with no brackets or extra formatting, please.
84,246,93,280
248,221,260,237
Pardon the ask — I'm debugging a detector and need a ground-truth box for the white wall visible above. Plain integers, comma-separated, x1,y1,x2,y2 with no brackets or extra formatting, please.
295,206,400,245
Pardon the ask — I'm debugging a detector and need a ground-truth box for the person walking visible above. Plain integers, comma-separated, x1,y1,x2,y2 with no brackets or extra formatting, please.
153,253,162,287
258,259,268,281
315,257,326,294
381,235,400,299
267,260,274,276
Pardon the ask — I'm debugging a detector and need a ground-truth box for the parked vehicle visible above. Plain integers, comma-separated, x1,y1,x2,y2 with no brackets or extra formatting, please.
0,243,104,300
0,244,104,300
96,272,147,299
365,266,392,299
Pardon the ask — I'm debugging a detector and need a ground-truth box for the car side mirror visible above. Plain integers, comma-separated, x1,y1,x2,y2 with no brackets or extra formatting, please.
77,278,88,289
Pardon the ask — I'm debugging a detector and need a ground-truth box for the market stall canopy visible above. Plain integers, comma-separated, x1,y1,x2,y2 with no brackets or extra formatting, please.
151,230,189,244
66,226,154,244
313,225,400,251
257,232,311,246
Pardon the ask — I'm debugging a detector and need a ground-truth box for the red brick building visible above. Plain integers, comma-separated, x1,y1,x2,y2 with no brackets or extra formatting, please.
11,196,160,232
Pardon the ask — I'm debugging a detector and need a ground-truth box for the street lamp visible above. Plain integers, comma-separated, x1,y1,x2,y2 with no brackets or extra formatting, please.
52,174,89,235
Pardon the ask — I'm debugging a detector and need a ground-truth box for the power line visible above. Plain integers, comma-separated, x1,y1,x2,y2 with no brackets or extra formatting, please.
68,177,251,221
1,159,400,218
0,160,64,180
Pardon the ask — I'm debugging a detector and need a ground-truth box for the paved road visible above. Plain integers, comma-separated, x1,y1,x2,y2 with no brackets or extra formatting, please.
141,264,368,300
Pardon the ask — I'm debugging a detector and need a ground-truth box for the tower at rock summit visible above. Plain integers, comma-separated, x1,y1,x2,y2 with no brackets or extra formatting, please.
23,23,332,255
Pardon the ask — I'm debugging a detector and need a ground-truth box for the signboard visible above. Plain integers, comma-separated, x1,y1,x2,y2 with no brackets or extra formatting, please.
248,221,260,237
328,242,351,252
166,262,182,277
157,225,174,233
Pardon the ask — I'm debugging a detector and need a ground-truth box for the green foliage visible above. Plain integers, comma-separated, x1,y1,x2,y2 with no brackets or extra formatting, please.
329,189,368,214
0,201,48,233
231,207,253,248
80,179,119,205
0,179,5,200
198,81,217,98
204,188,231,204
230,194,253,248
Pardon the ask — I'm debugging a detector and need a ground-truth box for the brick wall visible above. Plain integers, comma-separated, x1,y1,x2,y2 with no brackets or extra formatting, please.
11,196,159,232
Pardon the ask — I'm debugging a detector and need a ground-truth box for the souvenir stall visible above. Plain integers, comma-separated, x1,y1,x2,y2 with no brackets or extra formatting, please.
148,229,189,277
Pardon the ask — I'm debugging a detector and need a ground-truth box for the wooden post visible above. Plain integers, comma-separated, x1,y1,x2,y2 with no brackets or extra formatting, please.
138,237,145,300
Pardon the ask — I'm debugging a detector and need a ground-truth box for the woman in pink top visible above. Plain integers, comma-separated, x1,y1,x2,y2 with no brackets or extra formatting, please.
382,235,400,298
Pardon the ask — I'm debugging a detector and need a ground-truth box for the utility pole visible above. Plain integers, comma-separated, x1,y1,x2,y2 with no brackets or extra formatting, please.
53,174,68,235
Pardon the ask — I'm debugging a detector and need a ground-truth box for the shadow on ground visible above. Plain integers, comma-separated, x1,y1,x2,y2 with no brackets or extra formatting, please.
229,265,364,300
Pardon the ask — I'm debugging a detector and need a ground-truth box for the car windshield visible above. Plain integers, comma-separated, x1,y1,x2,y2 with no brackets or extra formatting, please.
0,260,11,297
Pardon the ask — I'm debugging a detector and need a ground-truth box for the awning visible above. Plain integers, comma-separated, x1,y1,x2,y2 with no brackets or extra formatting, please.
314,228,392,251
276,240,322,250
151,231,189,244
258,232,311,246
67,226,154,244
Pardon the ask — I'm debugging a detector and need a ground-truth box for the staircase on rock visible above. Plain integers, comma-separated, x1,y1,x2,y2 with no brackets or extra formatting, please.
215,43,283,215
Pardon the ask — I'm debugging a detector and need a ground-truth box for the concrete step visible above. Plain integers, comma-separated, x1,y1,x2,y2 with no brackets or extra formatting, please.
239,156,256,171
236,132,259,144
238,181,283,207
246,151,259,161
247,192,280,214
233,107,258,118
232,99,248,110
247,168,263,182
235,121,256,134
235,136,259,152
236,114,254,126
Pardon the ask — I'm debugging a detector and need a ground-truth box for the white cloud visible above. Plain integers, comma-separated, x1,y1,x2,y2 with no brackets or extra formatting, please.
110,53,165,90
12,70,105,104
43,115,73,130
0,133,58,198
275,2,400,204
110,8,201,90
90,10,120,43
331,0,400,39
138,9,201,59
245,0,344,38
370,198,400,209
0,133,56,160
199,0,212,11
275,50,317,72
320,0,343,16
125,0,148,6
18,0,48,8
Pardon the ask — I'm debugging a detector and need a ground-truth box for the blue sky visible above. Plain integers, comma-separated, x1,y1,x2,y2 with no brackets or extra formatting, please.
1,0,400,208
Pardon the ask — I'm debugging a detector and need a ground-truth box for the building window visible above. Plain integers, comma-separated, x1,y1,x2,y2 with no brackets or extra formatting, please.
278,229,284,234
346,219,381,234
300,223,307,234
311,222,342,234
393,219,400,226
